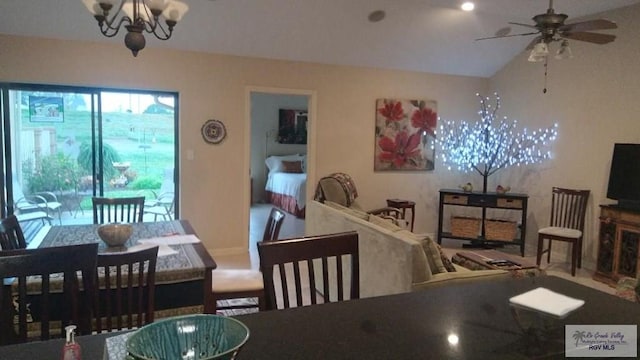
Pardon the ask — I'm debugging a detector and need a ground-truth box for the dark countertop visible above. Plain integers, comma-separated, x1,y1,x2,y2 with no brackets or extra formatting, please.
1,276,637,359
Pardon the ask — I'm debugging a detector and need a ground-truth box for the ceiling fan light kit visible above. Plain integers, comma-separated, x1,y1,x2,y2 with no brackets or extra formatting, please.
555,39,573,60
527,42,549,62
82,0,189,57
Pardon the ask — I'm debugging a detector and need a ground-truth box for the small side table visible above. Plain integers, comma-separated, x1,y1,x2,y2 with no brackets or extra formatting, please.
386,199,416,231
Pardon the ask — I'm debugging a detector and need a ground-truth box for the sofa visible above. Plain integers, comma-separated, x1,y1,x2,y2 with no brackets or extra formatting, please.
306,200,509,298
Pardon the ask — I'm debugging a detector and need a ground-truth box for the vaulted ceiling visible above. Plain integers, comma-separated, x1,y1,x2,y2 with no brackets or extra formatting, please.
0,0,637,77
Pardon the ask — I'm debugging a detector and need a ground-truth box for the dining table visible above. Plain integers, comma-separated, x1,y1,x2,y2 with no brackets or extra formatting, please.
0,275,637,359
25,219,218,316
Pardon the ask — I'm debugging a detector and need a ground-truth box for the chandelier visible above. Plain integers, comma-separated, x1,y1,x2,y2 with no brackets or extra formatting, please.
82,0,189,57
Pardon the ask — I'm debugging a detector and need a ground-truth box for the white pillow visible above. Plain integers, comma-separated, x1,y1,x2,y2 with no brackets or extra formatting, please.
300,154,307,172
265,154,303,173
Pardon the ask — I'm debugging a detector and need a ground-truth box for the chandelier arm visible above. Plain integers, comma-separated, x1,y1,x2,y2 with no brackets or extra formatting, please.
100,0,127,28
99,16,131,38
147,20,173,40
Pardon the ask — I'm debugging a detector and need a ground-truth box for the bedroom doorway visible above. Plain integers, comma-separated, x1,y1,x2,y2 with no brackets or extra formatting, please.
248,88,313,259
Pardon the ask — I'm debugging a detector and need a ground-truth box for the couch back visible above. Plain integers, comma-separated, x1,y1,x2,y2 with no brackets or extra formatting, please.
306,200,430,298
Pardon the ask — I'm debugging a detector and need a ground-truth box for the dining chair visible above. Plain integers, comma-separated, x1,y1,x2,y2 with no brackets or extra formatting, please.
92,196,145,224
0,243,98,345
258,231,359,310
94,245,158,333
536,187,590,276
209,207,286,314
0,214,27,250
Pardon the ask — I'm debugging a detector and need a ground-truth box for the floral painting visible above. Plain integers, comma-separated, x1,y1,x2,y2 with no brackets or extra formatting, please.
374,98,437,171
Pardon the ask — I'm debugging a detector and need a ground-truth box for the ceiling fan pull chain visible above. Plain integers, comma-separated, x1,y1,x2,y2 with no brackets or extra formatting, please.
543,56,548,94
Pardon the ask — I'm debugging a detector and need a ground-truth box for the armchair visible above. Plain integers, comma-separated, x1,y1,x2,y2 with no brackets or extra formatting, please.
314,172,404,225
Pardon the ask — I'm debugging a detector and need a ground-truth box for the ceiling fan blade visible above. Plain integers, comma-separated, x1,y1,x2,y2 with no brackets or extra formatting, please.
475,32,539,41
560,19,617,33
508,22,537,30
562,31,616,44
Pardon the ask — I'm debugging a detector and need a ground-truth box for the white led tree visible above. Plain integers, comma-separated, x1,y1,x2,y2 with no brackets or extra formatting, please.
436,93,558,193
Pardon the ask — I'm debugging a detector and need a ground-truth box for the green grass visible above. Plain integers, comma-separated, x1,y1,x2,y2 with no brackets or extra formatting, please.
19,108,175,193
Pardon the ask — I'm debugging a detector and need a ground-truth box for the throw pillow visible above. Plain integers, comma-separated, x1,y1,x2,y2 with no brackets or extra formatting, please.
281,160,303,173
436,244,457,272
418,235,447,274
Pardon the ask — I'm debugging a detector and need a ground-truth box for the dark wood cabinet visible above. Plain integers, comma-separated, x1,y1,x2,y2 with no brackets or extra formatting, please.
437,189,528,256
594,205,640,286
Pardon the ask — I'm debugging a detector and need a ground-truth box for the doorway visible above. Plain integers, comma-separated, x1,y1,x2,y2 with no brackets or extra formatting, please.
1,84,178,235
246,87,315,261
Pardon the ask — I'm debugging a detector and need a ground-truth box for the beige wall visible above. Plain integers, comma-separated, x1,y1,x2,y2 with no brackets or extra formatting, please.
0,34,487,255
489,4,640,265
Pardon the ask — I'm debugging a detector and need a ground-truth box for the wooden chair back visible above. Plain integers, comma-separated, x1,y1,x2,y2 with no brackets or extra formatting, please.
0,243,98,345
262,207,286,242
0,215,27,250
549,187,590,230
258,231,359,310
92,196,145,224
94,245,158,333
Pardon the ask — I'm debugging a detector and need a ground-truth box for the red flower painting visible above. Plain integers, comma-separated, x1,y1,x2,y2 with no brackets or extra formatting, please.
377,100,404,122
378,130,422,168
411,107,437,136
375,98,437,171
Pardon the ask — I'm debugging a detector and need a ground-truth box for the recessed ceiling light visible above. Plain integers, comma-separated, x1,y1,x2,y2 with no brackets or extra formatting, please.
368,10,386,23
461,2,475,11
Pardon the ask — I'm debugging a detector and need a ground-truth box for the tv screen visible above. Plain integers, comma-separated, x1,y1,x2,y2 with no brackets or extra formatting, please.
607,143,640,206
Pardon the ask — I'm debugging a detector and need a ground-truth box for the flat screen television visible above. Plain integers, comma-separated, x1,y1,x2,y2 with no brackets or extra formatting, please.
606,143,640,209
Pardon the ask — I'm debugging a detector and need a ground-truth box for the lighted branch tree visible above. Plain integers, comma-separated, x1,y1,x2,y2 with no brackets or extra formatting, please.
437,93,558,193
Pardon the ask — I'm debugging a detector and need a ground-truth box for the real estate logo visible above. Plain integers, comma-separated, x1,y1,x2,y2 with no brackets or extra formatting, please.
566,325,637,357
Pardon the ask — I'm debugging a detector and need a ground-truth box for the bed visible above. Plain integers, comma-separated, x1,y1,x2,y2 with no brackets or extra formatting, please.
264,154,307,218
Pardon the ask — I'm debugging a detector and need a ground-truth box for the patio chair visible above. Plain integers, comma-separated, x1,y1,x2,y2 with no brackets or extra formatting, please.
12,181,62,225
143,192,175,221
145,167,175,208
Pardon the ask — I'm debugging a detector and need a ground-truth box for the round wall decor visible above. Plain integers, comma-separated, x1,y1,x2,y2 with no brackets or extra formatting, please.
201,119,226,144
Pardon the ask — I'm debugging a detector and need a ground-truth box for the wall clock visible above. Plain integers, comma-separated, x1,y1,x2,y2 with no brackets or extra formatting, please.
201,119,226,144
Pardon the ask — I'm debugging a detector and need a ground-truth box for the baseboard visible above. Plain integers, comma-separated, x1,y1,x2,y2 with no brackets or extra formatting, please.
209,246,247,256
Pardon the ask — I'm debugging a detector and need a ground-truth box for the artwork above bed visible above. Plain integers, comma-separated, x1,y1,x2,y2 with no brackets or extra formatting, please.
278,109,308,144
264,154,307,218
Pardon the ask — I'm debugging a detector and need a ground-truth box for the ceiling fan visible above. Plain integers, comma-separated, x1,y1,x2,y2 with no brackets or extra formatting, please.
476,0,618,49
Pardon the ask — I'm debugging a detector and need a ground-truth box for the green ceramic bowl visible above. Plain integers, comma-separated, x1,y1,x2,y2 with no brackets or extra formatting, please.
126,314,250,360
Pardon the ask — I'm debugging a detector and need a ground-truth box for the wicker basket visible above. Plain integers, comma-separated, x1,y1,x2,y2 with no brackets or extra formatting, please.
450,216,480,238
485,219,517,242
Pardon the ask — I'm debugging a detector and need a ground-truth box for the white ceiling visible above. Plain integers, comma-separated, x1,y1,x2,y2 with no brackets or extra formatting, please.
0,0,637,77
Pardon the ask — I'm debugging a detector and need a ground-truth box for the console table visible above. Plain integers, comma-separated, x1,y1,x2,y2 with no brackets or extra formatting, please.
594,205,640,286
437,189,528,256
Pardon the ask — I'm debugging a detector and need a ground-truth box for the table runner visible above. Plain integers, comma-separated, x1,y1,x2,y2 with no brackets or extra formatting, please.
38,221,205,285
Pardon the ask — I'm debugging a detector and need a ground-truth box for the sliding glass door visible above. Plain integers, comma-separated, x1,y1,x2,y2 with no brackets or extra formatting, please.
1,84,178,233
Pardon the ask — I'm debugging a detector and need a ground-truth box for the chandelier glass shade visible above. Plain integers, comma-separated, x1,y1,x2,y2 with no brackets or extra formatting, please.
82,0,189,57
